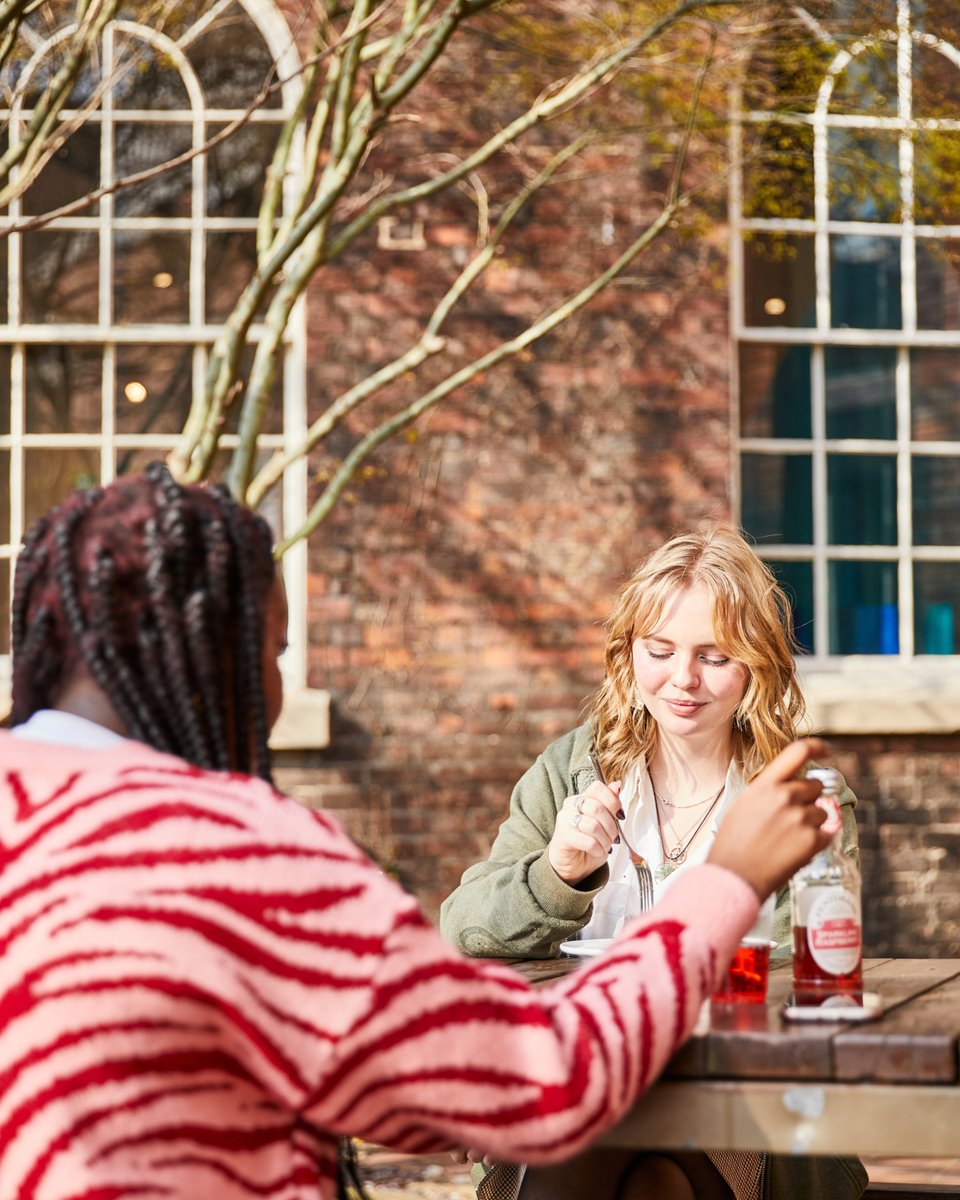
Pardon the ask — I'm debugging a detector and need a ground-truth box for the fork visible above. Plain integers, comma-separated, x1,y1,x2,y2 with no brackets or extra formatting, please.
588,752,655,913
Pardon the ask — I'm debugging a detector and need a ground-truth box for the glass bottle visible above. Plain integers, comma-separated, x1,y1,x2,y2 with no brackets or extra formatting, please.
790,767,863,997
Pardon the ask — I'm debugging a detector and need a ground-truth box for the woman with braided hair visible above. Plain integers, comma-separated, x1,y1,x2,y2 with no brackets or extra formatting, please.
1,467,836,1200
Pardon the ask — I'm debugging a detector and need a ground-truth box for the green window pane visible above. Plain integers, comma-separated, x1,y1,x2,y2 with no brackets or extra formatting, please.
767,559,814,655
828,129,900,222
830,236,901,330
828,560,899,655
827,454,897,545
914,131,960,226
912,457,960,546
744,234,815,328
914,563,960,655
911,349,960,440
741,453,812,545
824,347,896,439
739,344,811,439
916,240,960,331
742,122,814,221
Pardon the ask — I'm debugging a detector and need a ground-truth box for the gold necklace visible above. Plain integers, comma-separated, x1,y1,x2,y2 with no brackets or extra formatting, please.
653,783,725,864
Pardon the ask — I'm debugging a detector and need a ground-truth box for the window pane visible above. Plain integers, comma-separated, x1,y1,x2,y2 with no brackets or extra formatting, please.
22,123,100,217
207,123,282,219
741,121,814,221
739,344,811,438
911,348,960,440
114,231,190,323
22,231,99,323
913,456,960,546
206,231,276,321
914,132,960,226
914,563,960,654
827,454,897,545
824,346,896,439
23,449,99,529
0,234,7,321
741,453,812,545
113,33,190,110
767,559,814,654
116,344,193,435
25,345,102,434
828,560,899,654
114,123,193,218
186,15,282,109
0,449,9,544
913,44,960,122
916,240,960,331
828,128,900,222
0,561,8,655
744,234,814,328
830,236,901,329
0,347,10,435
829,43,898,118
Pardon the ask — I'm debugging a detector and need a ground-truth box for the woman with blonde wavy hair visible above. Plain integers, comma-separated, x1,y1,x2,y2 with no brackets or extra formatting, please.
441,523,864,1200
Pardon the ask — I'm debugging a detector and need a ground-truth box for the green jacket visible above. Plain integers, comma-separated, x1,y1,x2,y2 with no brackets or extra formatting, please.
440,722,861,961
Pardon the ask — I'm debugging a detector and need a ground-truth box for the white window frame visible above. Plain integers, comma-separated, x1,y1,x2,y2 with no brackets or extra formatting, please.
732,0,960,732
0,2,325,745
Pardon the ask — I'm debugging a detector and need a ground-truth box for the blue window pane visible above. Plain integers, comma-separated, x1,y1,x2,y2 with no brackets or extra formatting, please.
740,344,811,439
912,457,960,546
827,455,897,545
915,563,960,655
825,347,896,439
767,559,814,654
744,234,815,328
830,236,902,329
741,454,812,545
829,560,899,654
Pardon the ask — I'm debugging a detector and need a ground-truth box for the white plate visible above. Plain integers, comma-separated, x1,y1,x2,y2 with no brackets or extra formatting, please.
559,938,614,958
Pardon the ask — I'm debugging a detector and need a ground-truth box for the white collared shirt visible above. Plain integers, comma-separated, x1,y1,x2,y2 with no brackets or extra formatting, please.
11,709,129,749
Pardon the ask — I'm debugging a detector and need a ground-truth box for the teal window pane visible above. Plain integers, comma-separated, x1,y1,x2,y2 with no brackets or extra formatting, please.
827,454,896,545
767,559,814,654
912,457,960,546
911,349,960,440
739,344,811,439
829,560,899,654
830,236,902,329
744,234,815,328
741,453,812,545
914,564,960,655
824,347,896,439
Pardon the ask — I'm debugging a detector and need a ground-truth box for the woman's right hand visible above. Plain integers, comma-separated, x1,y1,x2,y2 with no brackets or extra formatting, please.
547,779,624,886
707,737,833,900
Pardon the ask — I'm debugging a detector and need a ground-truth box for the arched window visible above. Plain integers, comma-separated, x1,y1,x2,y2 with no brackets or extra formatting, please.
0,2,311,709
734,1,960,694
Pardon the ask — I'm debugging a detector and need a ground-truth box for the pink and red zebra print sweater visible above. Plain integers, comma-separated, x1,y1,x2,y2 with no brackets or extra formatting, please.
0,733,758,1199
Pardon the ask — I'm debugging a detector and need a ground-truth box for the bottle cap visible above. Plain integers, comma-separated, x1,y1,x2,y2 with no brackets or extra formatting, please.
806,767,841,795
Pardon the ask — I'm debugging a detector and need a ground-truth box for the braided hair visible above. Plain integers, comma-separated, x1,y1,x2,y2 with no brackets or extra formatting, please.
11,461,277,782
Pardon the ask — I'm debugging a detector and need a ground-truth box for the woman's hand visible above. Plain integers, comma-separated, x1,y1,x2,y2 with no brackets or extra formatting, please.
707,737,833,900
547,778,623,886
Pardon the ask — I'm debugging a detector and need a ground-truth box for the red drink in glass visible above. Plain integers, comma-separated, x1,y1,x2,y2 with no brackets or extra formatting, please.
712,937,772,1004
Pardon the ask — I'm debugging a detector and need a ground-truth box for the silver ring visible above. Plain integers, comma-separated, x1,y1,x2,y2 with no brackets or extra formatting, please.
574,795,586,814
571,812,583,830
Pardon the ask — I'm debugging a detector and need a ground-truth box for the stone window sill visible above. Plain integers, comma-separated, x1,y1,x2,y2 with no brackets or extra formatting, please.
800,662,960,735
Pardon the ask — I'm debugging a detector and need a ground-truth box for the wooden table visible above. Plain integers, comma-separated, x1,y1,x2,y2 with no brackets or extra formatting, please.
510,956,960,1158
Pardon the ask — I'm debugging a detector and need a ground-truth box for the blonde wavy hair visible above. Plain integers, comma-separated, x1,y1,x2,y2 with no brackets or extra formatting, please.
590,524,805,783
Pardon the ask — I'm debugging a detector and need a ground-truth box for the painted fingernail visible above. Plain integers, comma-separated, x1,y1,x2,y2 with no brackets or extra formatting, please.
615,835,621,845
617,809,625,820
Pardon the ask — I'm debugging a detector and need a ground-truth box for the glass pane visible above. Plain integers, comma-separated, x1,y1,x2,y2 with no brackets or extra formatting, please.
914,563,960,654
829,43,898,118
827,454,897,545
743,234,815,328
914,132,960,226
0,561,8,655
186,16,281,109
0,233,6,320
916,240,960,331
767,559,814,655
116,344,194,435
207,123,282,219
912,456,960,546
913,44,960,122
114,123,193,218
0,449,9,544
740,453,812,545
739,344,811,438
0,347,10,435
23,449,99,529
22,231,99,323
830,236,901,329
22,122,100,217
206,231,275,321
824,347,896,439
741,121,814,221
114,231,190,323
828,129,899,222
829,560,899,654
223,342,284,436
113,33,190,110
25,345,102,434
911,349,960,440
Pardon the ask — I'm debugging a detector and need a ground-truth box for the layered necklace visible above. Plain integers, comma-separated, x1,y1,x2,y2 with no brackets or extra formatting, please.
651,779,725,864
